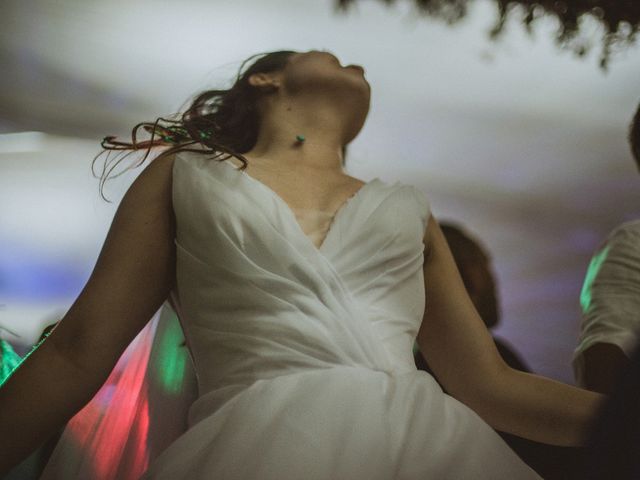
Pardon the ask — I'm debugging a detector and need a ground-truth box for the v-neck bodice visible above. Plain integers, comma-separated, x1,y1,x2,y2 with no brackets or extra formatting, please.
216,157,379,253
290,208,335,250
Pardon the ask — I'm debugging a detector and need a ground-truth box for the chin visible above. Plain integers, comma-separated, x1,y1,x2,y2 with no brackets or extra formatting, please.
345,116,368,143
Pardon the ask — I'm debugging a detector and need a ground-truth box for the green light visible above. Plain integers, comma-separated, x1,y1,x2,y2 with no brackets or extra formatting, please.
580,245,611,314
0,330,53,387
0,339,22,386
151,311,188,395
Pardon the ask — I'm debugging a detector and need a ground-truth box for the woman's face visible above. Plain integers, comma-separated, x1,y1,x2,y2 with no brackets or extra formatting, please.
282,49,370,102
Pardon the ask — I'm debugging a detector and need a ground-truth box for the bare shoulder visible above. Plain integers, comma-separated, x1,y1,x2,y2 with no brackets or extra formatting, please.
128,151,177,197
104,151,177,241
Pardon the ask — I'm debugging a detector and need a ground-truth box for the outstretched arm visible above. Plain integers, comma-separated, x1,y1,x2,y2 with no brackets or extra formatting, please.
417,214,605,446
0,152,177,475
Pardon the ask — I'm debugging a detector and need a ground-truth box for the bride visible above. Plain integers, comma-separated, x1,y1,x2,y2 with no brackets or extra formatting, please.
0,49,603,479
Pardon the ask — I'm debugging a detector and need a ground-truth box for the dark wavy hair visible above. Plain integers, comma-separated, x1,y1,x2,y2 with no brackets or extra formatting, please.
94,49,348,201
630,101,640,170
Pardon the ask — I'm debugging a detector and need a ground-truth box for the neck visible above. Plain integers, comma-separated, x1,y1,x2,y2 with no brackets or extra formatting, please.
246,98,350,173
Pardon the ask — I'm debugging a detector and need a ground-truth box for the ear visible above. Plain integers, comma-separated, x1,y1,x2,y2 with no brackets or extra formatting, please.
248,72,280,92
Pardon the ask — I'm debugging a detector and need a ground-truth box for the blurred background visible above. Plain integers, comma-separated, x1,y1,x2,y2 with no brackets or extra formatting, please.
1,0,639,383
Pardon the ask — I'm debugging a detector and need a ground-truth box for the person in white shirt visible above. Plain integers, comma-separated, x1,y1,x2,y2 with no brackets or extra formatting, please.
573,102,640,394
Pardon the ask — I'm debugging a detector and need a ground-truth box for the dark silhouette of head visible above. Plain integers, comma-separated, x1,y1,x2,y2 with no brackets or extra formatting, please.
630,101,640,170
440,222,500,329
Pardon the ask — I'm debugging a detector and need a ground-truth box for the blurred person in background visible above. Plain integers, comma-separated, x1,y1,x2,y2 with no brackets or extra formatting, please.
414,222,530,375
573,102,640,395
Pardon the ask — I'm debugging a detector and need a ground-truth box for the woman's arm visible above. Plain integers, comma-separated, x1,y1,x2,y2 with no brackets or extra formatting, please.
0,152,177,475
417,214,606,446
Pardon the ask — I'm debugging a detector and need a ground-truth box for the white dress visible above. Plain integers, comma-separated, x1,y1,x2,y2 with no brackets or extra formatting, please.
131,151,541,479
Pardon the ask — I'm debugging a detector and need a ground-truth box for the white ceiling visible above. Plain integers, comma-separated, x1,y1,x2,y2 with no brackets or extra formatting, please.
1,0,639,382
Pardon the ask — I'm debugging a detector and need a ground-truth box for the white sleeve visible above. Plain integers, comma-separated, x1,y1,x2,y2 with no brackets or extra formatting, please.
409,185,431,238
572,221,640,386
